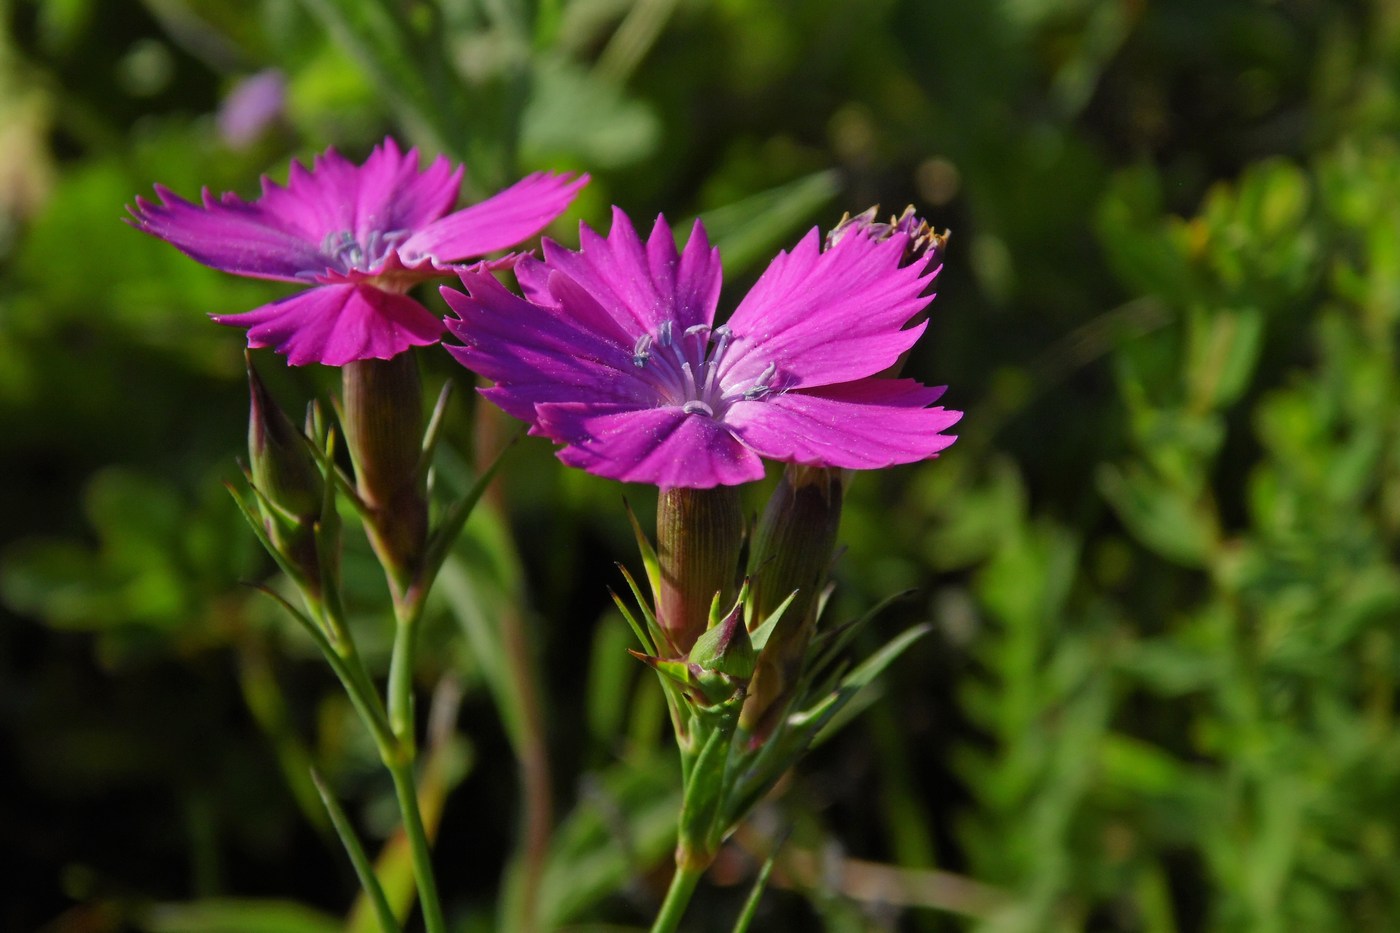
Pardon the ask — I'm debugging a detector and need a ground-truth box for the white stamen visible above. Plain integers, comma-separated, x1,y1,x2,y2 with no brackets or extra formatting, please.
629,320,775,418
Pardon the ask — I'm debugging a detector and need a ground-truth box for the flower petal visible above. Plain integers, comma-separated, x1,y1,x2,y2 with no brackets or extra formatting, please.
128,139,464,282
512,256,637,347
402,172,588,262
722,228,937,388
254,140,464,245
127,185,324,282
441,272,647,422
531,210,721,337
534,403,765,488
726,378,960,469
215,283,444,366
352,138,463,237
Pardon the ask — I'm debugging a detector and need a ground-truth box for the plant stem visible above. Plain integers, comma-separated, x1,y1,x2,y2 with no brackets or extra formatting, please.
650,861,704,933
388,593,425,750
500,600,553,933
381,588,447,932
386,751,448,933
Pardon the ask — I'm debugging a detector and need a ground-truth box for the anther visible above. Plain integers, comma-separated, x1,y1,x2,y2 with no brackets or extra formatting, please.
632,334,653,368
682,400,715,416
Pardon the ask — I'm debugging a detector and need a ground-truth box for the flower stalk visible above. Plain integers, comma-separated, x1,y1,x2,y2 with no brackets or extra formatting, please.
650,863,704,933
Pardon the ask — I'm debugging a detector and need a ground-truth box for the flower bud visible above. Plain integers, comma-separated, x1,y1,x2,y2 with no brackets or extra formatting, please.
740,464,844,737
246,356,323,588
341,352,428,582
656,486,744,656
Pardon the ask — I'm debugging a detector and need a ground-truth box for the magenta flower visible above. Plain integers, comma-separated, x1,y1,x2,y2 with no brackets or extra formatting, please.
129,138,587,366
441,208,960,488
217,69,287,149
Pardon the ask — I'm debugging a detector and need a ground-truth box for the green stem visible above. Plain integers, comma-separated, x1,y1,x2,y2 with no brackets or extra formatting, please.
499,600,553,933
386,752,448,933
388,594,425,749
650,861,704,933
305,601,395,752
316,591,441,933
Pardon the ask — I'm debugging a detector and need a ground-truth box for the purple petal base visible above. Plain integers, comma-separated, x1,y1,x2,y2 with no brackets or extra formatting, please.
215,283,445,366
534,403,766,488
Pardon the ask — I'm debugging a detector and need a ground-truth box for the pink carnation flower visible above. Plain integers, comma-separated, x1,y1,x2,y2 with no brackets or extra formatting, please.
442,208,960,488
129,138,586,366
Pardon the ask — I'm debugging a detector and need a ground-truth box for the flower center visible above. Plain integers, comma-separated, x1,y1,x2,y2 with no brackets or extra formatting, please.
630,321,778,418
322,229,410,275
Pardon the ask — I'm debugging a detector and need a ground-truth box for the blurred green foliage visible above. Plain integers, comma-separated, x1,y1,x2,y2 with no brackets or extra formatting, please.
3,0,1400,930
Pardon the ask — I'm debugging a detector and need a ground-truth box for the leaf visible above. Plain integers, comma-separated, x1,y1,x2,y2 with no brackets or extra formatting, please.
1097,463,1218,567
807,623,932,747
697,170,841,276
296,0,463,154
1186,305,1264,412
625,498,662,604
420,425,521,588
537,754,681,928
731,845,779,933
520,57,660,168
140,899,341,933
805,590,915,693
747,590,796,653
725,625,930,824
312,769,400,933
617,561,671,656
347,728,473,930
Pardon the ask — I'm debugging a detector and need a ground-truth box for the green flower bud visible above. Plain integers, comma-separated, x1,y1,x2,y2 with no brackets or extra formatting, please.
740,464,844,737
656,486,744,656
248,357,322,521
341,352,428,583
246,355,324,589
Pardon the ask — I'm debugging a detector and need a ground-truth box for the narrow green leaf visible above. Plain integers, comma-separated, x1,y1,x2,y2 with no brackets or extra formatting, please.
617,562,671,655
296,0,458,153
731,846,779,933
807,590,914,679
807,624,932,747
436,554,515,741
536,753,681,927
697,170,841,276
624,498,662,602
246,584,395,749
243,581,330,656
421,426,522,587
611,588,655,655
748,590,797,652
725,625,931,823
418,379,456,478
311,769,400,933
